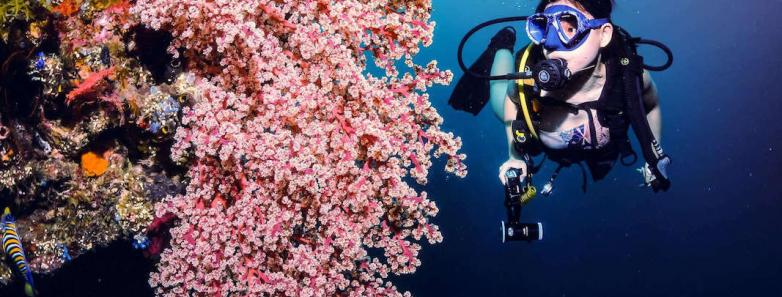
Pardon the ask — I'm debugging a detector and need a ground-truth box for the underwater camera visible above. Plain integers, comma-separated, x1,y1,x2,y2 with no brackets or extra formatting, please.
501,168,543,242
502,221,543,243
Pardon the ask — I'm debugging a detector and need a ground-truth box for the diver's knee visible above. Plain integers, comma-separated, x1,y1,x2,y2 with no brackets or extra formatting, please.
491,49,514,74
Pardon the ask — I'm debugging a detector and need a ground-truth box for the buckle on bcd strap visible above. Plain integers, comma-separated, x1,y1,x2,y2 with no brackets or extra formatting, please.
620,55,644,75
512,120,528,144
515,130,527,143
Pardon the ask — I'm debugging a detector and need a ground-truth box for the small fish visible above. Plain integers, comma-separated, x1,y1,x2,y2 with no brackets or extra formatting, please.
2,208,35,297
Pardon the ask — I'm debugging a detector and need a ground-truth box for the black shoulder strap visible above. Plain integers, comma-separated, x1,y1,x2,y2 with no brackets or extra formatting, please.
616,28,671,191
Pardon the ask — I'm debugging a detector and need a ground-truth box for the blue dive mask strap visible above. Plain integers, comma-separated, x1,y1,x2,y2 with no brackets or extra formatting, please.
585,18,609,30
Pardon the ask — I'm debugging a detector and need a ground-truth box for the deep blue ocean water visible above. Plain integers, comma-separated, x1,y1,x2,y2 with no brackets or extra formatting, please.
395,0,782,296
2,1,781,296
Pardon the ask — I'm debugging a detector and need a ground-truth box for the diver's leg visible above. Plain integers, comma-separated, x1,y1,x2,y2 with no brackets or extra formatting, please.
489,49,514,122
642,71,662,141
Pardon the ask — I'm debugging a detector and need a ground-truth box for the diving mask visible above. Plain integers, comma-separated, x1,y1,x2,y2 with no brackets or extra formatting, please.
525,5,609,51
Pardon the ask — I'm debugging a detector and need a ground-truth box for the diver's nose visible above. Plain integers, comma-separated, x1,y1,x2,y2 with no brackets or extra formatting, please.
541,27,561,51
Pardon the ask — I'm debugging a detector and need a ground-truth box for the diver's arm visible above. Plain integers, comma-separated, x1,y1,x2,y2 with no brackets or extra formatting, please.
638,71,672,191
642,70,662,141
503,88,524,159
505,123,525,159
499,93,527,185
489,49,515,122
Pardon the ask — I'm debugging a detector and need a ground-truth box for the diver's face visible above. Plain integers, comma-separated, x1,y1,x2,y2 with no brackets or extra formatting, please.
542,1,613,72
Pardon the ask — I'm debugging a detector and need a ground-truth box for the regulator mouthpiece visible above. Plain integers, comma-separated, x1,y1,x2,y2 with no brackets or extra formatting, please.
533,58,571,91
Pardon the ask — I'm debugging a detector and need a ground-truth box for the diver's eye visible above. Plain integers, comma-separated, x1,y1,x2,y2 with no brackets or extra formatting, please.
558,14,579,39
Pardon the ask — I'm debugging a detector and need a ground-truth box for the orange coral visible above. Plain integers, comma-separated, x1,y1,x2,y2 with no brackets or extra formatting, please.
50,0,81,17
80,151,109,177
0,148,13,162
103,0,131,13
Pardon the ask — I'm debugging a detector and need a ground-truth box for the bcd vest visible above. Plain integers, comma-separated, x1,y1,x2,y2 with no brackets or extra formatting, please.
510,28,670,192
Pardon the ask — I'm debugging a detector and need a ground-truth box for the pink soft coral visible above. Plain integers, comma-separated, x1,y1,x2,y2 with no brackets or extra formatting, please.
132,1,466,296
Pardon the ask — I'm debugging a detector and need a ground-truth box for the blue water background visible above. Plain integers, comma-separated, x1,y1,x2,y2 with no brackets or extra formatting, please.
395,0,782,296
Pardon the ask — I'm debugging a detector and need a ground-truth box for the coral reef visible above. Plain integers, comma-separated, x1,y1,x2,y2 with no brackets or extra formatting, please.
0,0,186,284
133,0,465,296
0,0,464,296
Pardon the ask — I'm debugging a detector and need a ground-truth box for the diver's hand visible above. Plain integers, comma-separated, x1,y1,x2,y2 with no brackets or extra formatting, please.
637,158,671,192
499,158,527,186
651,155,672,192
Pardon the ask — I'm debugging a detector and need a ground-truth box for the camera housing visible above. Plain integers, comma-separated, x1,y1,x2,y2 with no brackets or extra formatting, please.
501,221,543,243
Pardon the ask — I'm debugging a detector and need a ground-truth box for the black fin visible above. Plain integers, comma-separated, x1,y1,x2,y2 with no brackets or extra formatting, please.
449,26,517,115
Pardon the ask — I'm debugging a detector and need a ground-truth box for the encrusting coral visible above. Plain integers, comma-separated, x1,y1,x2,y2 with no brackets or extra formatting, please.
0,0,186,284
80,151,110,177
0,1,466,296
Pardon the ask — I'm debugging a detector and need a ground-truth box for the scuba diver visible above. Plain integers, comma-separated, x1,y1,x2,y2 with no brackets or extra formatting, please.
449,0,673,242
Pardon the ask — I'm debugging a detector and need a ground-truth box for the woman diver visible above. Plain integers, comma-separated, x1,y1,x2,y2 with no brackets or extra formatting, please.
450,0,673,240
